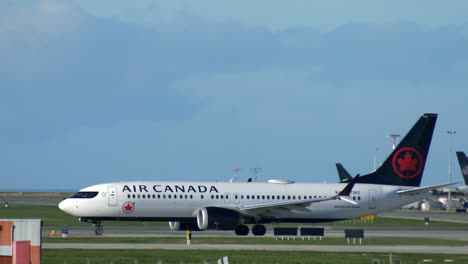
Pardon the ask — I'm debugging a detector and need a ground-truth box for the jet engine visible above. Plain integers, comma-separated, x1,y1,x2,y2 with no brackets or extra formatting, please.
196,207,243,230
168,221,200,231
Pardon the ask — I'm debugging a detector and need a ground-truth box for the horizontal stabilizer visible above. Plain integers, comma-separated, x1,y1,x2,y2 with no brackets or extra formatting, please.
395,182,459,195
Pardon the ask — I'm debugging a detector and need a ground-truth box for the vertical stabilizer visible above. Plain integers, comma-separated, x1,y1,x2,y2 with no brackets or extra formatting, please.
456,151,468,185
357,113,437,187
336,163,353,182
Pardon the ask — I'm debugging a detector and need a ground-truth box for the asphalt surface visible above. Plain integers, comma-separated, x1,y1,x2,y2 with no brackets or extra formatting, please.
43,243,468,254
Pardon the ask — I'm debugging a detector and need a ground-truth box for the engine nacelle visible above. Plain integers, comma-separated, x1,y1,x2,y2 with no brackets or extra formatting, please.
168,221,201,231
196,207,243,230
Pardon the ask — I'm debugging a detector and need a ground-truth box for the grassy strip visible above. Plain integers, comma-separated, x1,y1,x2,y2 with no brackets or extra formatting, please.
43,236,468,246
3,204,467,228
42,249,468,264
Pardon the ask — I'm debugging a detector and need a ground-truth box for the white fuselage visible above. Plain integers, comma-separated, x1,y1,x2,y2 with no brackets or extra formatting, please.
59,180,430,223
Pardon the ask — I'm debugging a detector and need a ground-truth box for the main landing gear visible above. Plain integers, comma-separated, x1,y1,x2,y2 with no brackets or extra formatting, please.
234,224,266,236
252,224,266,236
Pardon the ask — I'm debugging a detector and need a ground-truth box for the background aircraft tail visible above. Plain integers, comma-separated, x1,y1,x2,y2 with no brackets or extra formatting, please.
357,113,437,187
336,163,353,182
456,151,468,185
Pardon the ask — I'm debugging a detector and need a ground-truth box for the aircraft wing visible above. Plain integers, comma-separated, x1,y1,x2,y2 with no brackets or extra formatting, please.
235,175,359,216
395,182,459,195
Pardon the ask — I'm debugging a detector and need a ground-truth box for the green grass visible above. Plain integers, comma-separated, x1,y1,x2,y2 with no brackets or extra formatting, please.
43,236,468,246
0,204,166,227
2,203,467,228
41,249,468,264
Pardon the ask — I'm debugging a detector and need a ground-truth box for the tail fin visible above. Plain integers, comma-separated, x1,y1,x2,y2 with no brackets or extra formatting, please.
357,113,437,187
456,151,468,185
336,163,353,182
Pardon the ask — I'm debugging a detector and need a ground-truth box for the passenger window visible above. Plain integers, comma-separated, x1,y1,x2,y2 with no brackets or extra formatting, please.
127,194,131,198
137,195,141,198
262,195,265,200
201,195,204,199
288,196,291,200
163,195,166,199
142,194,146,198
157,195,161,199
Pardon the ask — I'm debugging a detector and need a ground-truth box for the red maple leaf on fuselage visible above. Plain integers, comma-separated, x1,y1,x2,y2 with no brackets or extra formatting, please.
397,152,418,172
124,203,133,211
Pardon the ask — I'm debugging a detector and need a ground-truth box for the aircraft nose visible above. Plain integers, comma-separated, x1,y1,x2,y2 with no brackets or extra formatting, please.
58,199,74,215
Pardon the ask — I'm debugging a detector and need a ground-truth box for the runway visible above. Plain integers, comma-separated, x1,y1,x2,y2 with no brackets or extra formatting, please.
42,226,468,241
43,243,468,254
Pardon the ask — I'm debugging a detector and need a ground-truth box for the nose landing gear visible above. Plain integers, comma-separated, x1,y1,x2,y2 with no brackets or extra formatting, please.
94,225,104,235
79,218,104,235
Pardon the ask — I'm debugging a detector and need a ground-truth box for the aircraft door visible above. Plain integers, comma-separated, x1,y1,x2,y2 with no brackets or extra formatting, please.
368,189,376,209
108,186,118,206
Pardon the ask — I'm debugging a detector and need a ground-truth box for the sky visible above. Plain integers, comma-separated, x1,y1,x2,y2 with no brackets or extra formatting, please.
1,0,468,190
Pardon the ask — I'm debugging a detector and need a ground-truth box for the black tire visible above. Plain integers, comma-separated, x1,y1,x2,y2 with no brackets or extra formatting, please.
234,225,249,236
95,227,104,235
252,224,266,236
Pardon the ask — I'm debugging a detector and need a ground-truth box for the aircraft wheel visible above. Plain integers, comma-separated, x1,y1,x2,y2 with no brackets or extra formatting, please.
234,225,249,236
95,227,104,235
252,224,266,236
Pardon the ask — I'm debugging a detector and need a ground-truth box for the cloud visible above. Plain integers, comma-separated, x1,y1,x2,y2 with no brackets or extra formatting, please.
1,0,468,146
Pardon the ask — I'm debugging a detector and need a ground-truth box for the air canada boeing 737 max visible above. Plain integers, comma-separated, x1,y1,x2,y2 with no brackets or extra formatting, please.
59,113,453,236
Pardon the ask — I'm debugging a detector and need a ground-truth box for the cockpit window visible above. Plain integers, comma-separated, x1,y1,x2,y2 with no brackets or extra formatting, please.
70,192,99,198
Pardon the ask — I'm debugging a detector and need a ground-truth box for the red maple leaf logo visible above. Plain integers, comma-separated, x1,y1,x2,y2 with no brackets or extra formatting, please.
392,147,423,179
122,202,134,213
124,203,133,211
397,152,419,172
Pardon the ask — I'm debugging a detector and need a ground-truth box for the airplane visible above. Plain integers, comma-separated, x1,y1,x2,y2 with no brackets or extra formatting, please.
434,151,468,196
336,163,353,182
59,113,454,236
455,151,468,194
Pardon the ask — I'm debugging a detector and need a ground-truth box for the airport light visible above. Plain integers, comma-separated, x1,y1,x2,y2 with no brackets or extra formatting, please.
373,148,379,171
387,134,401,150
447,130,456,211
250,168,262,182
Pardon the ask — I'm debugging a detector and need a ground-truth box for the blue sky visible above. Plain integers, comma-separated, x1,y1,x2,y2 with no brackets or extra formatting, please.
1,0,467,190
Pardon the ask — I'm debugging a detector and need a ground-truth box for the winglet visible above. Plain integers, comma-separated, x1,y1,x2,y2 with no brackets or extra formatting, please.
338,174,360,197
